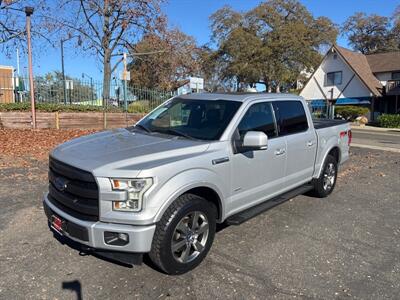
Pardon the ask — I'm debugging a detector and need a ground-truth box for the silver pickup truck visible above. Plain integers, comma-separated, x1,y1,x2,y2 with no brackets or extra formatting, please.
43,93,351,274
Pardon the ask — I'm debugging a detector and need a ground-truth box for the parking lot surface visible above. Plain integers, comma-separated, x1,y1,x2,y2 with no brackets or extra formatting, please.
1,145,399,299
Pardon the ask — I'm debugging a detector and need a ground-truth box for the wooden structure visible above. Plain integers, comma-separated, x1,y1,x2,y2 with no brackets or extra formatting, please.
0,66,15,104
0,112,144,129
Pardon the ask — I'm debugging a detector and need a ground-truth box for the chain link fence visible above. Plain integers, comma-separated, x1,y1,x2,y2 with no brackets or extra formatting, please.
0,75,175,112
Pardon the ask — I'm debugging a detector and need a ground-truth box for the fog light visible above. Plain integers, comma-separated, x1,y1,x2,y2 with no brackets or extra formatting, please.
113,199,139,212
104,231,129,246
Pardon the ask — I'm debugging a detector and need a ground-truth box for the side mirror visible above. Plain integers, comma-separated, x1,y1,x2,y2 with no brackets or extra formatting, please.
241,131,268,151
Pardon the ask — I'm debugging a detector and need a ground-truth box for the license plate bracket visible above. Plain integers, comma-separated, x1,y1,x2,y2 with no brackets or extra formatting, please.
51,215,65,235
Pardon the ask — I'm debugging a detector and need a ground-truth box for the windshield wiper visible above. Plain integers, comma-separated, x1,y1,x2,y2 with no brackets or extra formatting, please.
134,124,152,133
163,129,197,140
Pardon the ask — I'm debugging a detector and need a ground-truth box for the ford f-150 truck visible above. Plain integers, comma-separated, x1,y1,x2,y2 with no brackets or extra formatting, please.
43,93,351,274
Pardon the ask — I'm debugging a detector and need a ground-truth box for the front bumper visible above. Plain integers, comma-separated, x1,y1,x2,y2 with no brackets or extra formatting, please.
43,193,156,253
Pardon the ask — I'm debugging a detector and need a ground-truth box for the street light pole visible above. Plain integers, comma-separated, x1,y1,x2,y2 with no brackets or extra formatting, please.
25,6,36,129
82,73,94,104
61,39,67,105
60,35,81,105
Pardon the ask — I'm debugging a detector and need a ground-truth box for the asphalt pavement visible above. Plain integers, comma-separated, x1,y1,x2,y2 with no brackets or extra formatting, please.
0,148,399,299
351,128,400,152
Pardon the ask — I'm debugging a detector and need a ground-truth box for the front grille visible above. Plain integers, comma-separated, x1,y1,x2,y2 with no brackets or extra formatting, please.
48,157,99,221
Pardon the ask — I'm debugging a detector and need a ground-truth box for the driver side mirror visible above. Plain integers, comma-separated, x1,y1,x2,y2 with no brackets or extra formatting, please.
240,131,268,151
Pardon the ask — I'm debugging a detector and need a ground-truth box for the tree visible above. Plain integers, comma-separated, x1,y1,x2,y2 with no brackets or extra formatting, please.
210,0,337,92
198,45,238,92
0,0,50,56
49,0,162,103
209,5,259,91
393,5,400,49
214,27,264,91
129,27,200,90
342,12,399,54
248,0,337,91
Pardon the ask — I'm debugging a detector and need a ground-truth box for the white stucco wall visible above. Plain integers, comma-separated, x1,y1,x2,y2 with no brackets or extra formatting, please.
300,50,372,100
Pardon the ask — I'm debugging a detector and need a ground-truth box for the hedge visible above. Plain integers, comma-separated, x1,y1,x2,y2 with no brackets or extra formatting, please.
127,100,151,113
377,114,400,128
335,105,369,121
0,102,123,113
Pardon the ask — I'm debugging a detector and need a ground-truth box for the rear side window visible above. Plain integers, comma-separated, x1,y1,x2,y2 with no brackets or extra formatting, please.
237,102,277,138
272,101,308,135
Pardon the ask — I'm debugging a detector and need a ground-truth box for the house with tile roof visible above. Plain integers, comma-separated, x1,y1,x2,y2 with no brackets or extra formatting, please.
300,45,400,120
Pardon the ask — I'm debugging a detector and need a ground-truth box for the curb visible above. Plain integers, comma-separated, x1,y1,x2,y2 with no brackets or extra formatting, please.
351,125,400,133
351,143,400,153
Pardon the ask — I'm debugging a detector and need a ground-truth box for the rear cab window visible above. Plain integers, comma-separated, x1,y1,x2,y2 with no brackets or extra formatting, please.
272,101,308,136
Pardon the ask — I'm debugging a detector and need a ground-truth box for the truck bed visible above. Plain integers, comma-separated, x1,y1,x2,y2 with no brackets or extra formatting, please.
313,119,349,130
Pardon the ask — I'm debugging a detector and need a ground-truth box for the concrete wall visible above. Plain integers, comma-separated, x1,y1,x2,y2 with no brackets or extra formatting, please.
300,51,372,100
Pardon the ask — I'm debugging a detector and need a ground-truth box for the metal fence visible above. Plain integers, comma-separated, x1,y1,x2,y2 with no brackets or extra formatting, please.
0,75,175,111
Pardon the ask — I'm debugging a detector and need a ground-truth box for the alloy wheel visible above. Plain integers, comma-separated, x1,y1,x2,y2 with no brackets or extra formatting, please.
171,211,209,263
323,162,336,191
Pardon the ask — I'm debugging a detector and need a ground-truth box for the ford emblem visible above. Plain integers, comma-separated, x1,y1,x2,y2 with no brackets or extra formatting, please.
54,176,69,192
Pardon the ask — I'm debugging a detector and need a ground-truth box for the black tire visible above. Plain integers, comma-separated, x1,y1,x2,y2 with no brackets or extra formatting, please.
310,154,338,198
149,193,216,275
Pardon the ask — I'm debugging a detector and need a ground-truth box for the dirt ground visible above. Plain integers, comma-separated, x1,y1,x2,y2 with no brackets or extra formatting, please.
0,129,399,299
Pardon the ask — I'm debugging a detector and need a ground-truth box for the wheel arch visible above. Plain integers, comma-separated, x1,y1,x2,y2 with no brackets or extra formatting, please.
151,170,226,224
315,145,341,178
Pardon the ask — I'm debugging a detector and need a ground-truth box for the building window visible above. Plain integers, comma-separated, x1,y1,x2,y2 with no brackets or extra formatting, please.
392,72,400,80
326,71,342,86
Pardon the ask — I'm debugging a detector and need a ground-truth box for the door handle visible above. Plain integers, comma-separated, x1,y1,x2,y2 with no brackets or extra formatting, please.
274,148,286,156
307,141,314,147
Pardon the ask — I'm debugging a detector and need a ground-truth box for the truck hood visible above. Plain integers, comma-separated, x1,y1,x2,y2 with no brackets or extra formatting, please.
51,128,210,177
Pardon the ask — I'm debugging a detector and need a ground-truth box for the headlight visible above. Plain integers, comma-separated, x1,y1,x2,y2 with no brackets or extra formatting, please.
110,178,153,212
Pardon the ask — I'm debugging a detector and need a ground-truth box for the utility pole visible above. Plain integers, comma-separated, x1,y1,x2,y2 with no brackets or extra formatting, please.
123,52,128,112
25,6,36,129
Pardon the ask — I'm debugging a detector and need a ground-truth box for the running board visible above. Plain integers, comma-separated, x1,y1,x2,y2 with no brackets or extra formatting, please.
226,184,313,225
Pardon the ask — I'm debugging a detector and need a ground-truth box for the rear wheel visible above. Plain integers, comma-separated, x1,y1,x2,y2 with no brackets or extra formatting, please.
311,155,338,198
149,193,216,275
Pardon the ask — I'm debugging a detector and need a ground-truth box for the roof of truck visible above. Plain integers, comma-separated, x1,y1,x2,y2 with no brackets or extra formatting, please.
177,92,303,102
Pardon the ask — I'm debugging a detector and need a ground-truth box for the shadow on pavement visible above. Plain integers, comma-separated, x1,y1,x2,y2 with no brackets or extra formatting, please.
62,280,82,300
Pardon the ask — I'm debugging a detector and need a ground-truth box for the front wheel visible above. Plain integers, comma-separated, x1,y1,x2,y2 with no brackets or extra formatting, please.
310,155,338,198
149,193,216,275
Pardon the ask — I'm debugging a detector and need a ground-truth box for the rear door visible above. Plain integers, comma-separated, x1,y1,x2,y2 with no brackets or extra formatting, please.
272,100,317,188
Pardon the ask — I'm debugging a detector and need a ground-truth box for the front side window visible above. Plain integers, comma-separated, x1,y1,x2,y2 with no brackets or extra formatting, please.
237,102,277,139
272,101,308,136
136,98,242,140
326,71,342,86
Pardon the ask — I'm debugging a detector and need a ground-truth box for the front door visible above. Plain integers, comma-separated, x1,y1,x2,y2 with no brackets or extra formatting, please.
229,101,287,215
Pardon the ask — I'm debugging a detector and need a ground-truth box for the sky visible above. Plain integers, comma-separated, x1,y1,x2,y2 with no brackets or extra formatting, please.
0,0,398,82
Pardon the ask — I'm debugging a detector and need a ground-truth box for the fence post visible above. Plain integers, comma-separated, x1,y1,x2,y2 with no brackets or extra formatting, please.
103,111,107,129
55,111,60,129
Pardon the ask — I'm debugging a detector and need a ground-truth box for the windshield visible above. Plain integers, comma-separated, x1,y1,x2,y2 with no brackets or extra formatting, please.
136,98,242,140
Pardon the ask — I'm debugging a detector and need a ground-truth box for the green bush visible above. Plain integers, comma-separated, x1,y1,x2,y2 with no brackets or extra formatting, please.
0,102,122,113
377,114,400,128
127,100,151,113
335,105,369,121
